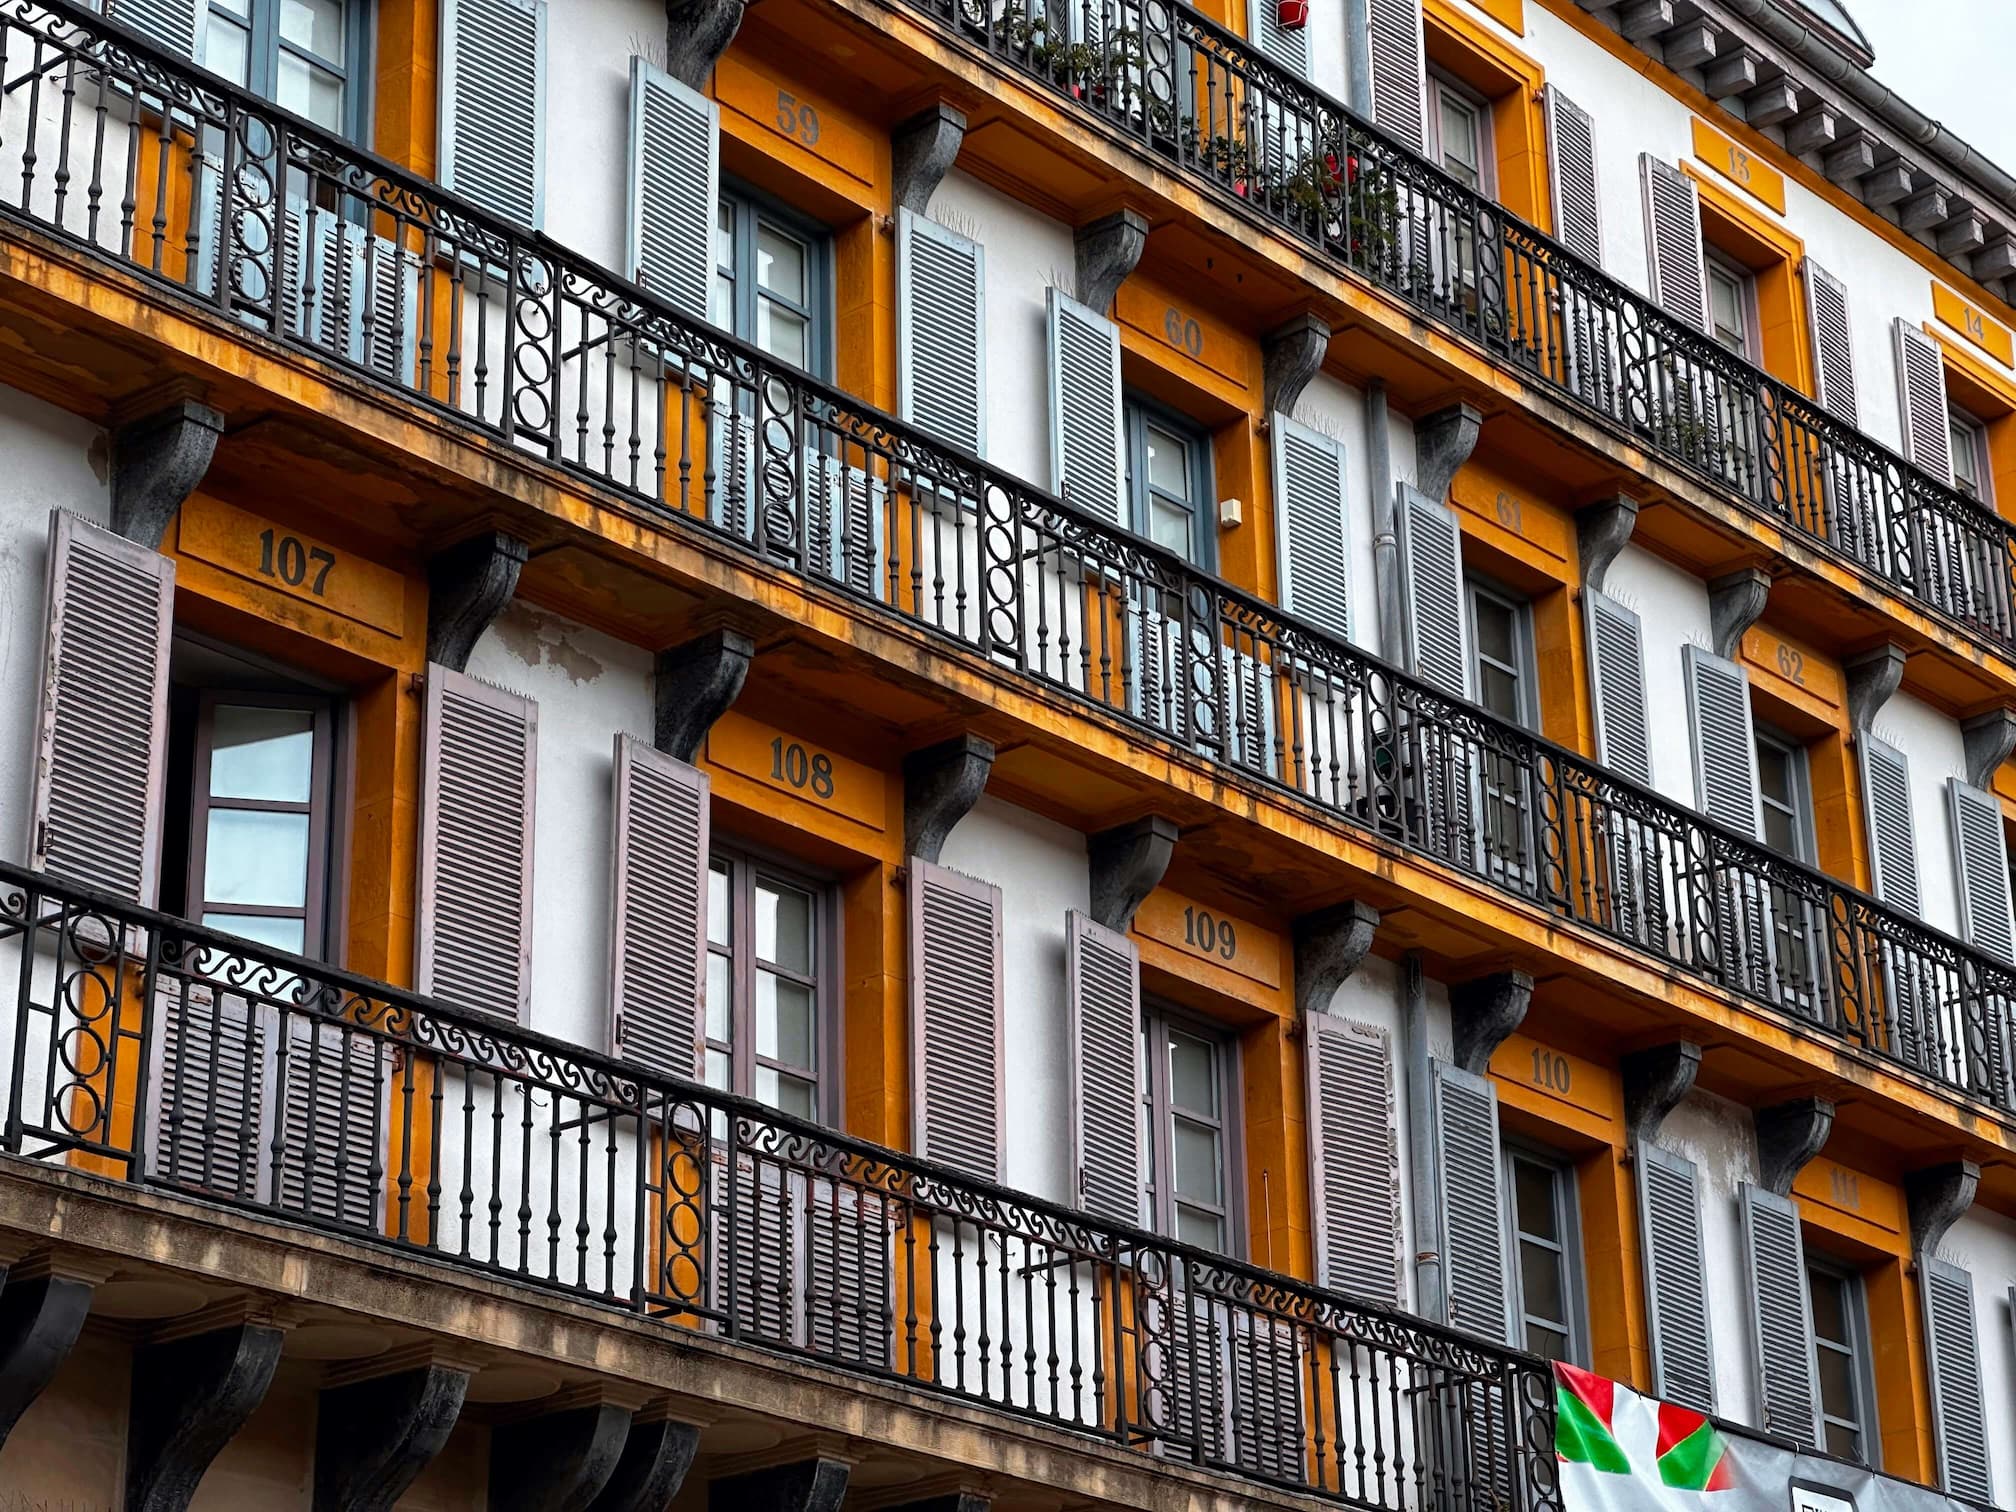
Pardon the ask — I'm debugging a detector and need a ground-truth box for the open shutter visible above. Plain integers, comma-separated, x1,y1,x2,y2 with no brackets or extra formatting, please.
1922,1257,1992,1502
1366,0,1426,152
1739,1184,1817,1447
1637,1143,1715,1412
1247,0,1308,75
1682,644,1760,837
1640,156,1708,333
1545,87,1602,266
1585,590,1650,786
899,211,987,456
1803,260,1858,426
1895,319,1955,482
105,0,201,55
909,859,1004,1180
1431,1059,1509,1342
608,734,709,1080
1047,288,1124,523
440,0,547,228
275,1017,389,1228
1948,778,2015,963
1066,911,1141,1224
1306,1014,1401,1305
626,58,716,321
1397,486,1468,696
416,666,537,1020
1272,415,1352,643
30,511,175,904
1858,736,1920,914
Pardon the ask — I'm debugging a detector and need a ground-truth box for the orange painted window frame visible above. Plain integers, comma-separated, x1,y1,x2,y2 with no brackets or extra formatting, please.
1927,325,2016,524
1684,166,1813,397
1422,0,1550,235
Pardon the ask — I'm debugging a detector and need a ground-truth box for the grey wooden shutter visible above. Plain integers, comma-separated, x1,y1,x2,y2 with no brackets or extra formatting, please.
898,211,987,456
1895,318,1954,483
1803,259,1858,426
416,666,537,1020
1047,288,1124,523
909,859,1004,1180
1066,910,1141,1225
1431,1059,1509,1342
725,1157,796,1345
625,57,717,322
1922,1256,1992,1502
439,0,547,228
1247,0,1308,76
275,1017,388,1228
1397,486,1468,697
1366,0,1426,151
30,511,175,905
1585,590,1651,786
1306,1014,1401,1305
1947,778,2015,963
1637,1143,1715,1412
1640,156,1708,333
1858,736,1920,914
608,734,709,1080
1738,1183,1817,1447
1682,644,1761,837
807,1181,893,1366
148,989,270,1201
1227,1315,1305,1479
1272,415,1352,643
1545,86,1602,267
106,0,200,56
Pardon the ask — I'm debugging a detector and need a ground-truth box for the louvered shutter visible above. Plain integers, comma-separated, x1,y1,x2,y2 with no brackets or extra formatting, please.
440,0,547,228
1682,645,1760,837
275,1017,388,1228
1545,87,1602,266
899,211,986,456
1431,1059,1509,1342
1247,0,1308,76
1636,1143,1715,1412
1738,1184,1817,1447
1803,260,1858,426
147,988,270,1200
1306,1014,1401,1305
1066,911,1141,1225
1585,590,1651,786
1397,486,1468,697
1047,288,1124,523
29,511,175,904
1163,1295,1229,1461
723,1157,796,1346
416,666,537,1020
625,58,716,322
1858,736,1920,915
1895,318,1955,483
608,734,709,1080
105,0,200,56
1227,1315,1305,1479
1272,415,1352,643
806,1180,894,1367
1947,778,2015,964
1922,1256,1992,1502
909,859,1004,1180
1366,0,1426,151
1640,156,1708,333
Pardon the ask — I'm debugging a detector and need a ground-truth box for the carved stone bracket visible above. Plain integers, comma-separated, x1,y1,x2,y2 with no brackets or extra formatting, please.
1576,495,1639,596
426,531,530,673
111,399,224,549
710,1457,853,1512
1845,644,1908,733
1906,1160,1980,1257
1622,1041,1702,1147
664,0,746,86
1293,900,1380,1017
654,628,755,763
584,1416,703,1512
1073,209,1148,313
892,104,968,217
491,1402,635,1512
315,1364,471,1512
1708,567,1771,660
1450,971,1532,1076
1961,708,2016,789
128,1321,284,1512
1262,314,1331,419
1088,816,1177,933
1414,402,1483,504
1754,1097,1834,1196
0,1272,95,1453
904,735,996,863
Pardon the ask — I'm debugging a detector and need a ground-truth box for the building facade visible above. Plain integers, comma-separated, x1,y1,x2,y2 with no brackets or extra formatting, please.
0,0,2011,1506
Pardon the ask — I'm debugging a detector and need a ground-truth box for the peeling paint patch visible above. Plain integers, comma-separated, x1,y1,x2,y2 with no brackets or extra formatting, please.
488,600,606,685
86,431,109,486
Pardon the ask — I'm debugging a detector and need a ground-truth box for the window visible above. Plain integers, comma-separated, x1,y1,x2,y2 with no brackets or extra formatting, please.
713,188,830,376
1706,252,1758,360
1140,1004,1237,1253
1950,406,1992,504
1427,73,1492,194
1125,398,1214,566
201,0,369,140
1502,1146,1583,1363
1466,578,1535,728
1808,1260,1876,1462
1755,727,1814,861
704,848,831,1121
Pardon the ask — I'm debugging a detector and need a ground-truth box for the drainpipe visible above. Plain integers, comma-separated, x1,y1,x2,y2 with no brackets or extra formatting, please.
1342,0,1372,118
1366,380,1403,665
1401,952,1445,1323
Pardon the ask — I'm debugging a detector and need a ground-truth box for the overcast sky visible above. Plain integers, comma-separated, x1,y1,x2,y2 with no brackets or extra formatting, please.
1853,0,2014,164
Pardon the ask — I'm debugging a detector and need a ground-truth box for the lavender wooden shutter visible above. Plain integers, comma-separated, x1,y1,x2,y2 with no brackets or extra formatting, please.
1247,0,1308,76
1545,86,1601,266
146,987,272,1201
416,666,537,1020
1306,1013,1401,1305
909,859,1004,1179
1066,910,1142,1224
1739,1183,1817,1447
30,511,175,905
608,734,709,1080
1366,0,1425,151
1432,1059,1509,1342
1272,415,1353,643
806,1181,894,1367
1922,1257,1991,1502
106,0,201,56
1227,1314,1305,1479
1895,318,1955,483
1637,1143,1715,1412
899,211,987,456
724,1156,797,1346
1803,259,1858,426
1640,156,1708,333
275,1016,389,1228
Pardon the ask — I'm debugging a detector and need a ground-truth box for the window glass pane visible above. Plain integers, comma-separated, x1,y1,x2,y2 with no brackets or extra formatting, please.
1168,1030,1217,1114
276,54,345,132
756,974,814,1066
1526,1322,1570,1363
712,203,735,328
214,0,250,16
1479,664,1520,719
705,953,730,1043
755,881,813,973
209,705,315,802
1175,1204,1224,1251
204,16,252,86
756,225,807,303
704,1047,730,1092
1519,1238,1566,1319
1816,1344,1856,1411
1513,1160,1558,1242
204,810,310,907
755,1067,816,1118
756,301,808,368
201,912,305,954
707,863,730,946
1437,91,1482,187
1145,424,1190,497
279,0,346,62
1171,1117,1221,1203
1756,741,1792,805
1824,1422,1860,1460
1149,497,1191,555
1809,1270,1845,1340
1474,596,1515,664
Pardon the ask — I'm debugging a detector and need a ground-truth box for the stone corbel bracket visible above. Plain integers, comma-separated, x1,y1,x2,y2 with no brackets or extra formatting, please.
1087,815,1177,934
1708,567,1771,661
892,104,968,217
1576,494,1639,596
1073,209,1148,313
111,399,224,549
904,735,996,864
664,0,745,87
1449,971,1532,1076
1293,900,1380,1017
1262,314,1332,420
426,531,530,673
1415,402,1483,505
654,627,755,763
1754,1097,1834,1196
1622,1041,1702,1148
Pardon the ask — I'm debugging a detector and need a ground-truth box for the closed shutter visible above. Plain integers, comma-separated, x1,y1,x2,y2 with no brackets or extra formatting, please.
625,58,717,322
1640,156,1708,333
1858,736,1920,915
909,859,1004,1180
416,666,537,1020
1272,415,1352,643
1431,1059,1509,1342
1585,590,1651,786
1894,319,1955,483
1163,1295,1229,1461
29,511,175,904
1066,911,1141,1225
1922,1256,1992,1502
1947,778,2015,963
898,211,986,456
1047,288,1124,523
1636,1143,1715,1412
1305,1014,1401,1305
274,1017,388,1228
1397,486,1467,697
1738,1184,1817,1448
1544,86,1602,266
1803,260,1858,426
723,1157,796,1346
608,734,709,1080
148,988,270,1200
1247,0,1308,76
806,1181,894,1367
1366,0,1426,152
1227,1315,1305,1479
439,0,547,228
1682,645,1760,837
106,0,200,56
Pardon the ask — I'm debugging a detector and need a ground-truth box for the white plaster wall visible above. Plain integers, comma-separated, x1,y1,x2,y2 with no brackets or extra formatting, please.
1658,1089,1765,1430
1599,541,1714,810
538,0,664,272
1942,1207,2016,1497
1869,689,1969,938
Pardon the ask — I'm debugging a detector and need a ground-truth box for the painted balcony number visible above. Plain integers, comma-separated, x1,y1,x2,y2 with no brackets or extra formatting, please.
769,736,837,800
1181,906,1239,962
257,529,336,596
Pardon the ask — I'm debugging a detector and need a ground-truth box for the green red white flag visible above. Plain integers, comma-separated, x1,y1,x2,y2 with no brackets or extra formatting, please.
1555,1362,1738,1508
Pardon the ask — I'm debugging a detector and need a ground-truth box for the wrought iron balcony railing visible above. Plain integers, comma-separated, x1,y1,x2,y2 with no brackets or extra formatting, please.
0,861,1563,1511
0,0,2013,1115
